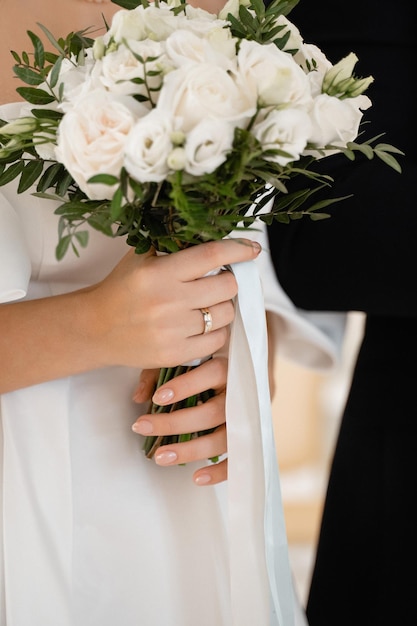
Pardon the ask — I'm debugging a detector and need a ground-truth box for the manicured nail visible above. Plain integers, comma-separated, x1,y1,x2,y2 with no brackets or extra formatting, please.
194,473,212,486
155,450,178,465
132,381,146,402
153,387,174,405
132,419,153,435
251,241,262,254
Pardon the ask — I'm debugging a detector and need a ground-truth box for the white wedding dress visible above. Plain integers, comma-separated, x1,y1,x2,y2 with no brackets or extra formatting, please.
0,103,345,626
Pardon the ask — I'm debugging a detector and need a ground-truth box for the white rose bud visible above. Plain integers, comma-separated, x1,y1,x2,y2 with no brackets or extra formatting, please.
0,117,38,135
323,52,374,98
167,147,187,170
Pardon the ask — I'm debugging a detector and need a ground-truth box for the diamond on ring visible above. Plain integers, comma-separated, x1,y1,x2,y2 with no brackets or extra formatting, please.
200,308,213,334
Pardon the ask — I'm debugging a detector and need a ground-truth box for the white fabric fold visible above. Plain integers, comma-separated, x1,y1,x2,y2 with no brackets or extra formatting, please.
227,259,296,626
0,192,31,303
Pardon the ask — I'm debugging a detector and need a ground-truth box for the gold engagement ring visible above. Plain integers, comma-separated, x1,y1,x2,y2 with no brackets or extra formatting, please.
200,308,213,334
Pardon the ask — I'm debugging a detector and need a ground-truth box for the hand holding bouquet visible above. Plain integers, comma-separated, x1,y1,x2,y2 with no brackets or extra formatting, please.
0,0,402,455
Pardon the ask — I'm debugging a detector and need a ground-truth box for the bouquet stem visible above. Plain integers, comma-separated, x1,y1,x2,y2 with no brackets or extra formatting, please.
143,362,217,461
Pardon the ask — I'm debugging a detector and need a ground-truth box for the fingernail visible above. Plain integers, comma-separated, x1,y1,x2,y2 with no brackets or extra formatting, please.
251,241,262,255
153,387,174,405
132,381,146,402
194,473,212,486
132,419,153,435
155,450,178,465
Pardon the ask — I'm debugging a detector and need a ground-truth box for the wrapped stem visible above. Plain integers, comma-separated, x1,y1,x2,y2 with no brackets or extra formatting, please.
143,362,217,461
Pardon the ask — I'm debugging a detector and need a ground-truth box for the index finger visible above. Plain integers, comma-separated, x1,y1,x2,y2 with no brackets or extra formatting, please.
157,238,262,281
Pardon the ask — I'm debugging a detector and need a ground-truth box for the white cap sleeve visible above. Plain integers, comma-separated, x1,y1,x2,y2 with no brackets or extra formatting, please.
0,191,31,303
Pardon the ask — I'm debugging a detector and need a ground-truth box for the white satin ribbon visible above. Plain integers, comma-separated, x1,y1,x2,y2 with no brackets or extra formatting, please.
227,259,295,626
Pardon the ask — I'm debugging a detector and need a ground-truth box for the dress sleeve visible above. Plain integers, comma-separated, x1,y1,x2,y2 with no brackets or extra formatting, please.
252,219,346,371
0,190,31,303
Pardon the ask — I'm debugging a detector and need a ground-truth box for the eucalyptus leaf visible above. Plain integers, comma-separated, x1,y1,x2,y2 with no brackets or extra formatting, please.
18,160,44,193
27,30,46,69
13,66,45,86
0,162,25,186
111,0,142,8
16,87,56,105
55,234,72,260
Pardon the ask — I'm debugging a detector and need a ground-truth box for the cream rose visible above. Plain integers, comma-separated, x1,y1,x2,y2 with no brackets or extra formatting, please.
306,93,371,151
156,62,256,132
110,3,186,43
55,91,142,200
237,39,312,108
165,29,236,70
253,108,312,166
184,118,234,176
92,40,166,103
107,8,149,42
124,110,176,183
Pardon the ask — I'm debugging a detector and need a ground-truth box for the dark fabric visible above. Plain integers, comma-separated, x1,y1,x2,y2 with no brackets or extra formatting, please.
266,2,417,624
308,316,417,626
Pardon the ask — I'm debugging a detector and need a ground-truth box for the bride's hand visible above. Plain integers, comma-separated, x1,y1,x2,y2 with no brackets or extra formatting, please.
132,357,228,486
88,238,261,370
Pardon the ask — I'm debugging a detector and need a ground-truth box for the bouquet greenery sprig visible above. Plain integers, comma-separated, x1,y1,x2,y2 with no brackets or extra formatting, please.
0,0,402,457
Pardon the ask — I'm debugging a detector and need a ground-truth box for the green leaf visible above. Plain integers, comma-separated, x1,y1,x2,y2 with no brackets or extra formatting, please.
56,171,75,196
55,234,72,260
88,173,119,186
11,50,21,64
374,150,402,173
111,0,142,8
74,230,89,248
31,108,63,120
17,159,44,193
36,23,66,56
110,186,124,220
374,143,404,155
0,161,25,187
16,87,56,105
27,30,46,69
13,65,45,86
87,216,114,237
37,162,64,191
49,56,64,89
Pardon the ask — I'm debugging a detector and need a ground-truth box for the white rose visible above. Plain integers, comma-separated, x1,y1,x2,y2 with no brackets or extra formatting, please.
184,118,234,176
183,6,228,35
129,4,185,42
124,110,175,183
34,132,57,160
299,44,333,97
107,8,148,42
165,29,236,70
218,0,250,20
58,52,97,106
237,40,312,108
157,63,256,132
92,40,166,103
273,15,304,54
55,91,140,200
253,108,312,166
306,93,371,151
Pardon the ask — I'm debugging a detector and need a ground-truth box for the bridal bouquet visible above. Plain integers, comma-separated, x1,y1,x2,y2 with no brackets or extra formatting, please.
0,0,401,455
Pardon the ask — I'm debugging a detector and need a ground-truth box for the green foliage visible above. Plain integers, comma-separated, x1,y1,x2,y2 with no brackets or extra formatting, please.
0,0,404,260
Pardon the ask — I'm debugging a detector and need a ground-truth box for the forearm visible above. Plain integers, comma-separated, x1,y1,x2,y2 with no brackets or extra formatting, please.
0,288,106,393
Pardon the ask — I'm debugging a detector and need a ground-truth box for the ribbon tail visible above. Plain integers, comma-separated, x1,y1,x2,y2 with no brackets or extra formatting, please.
227,259,295,626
